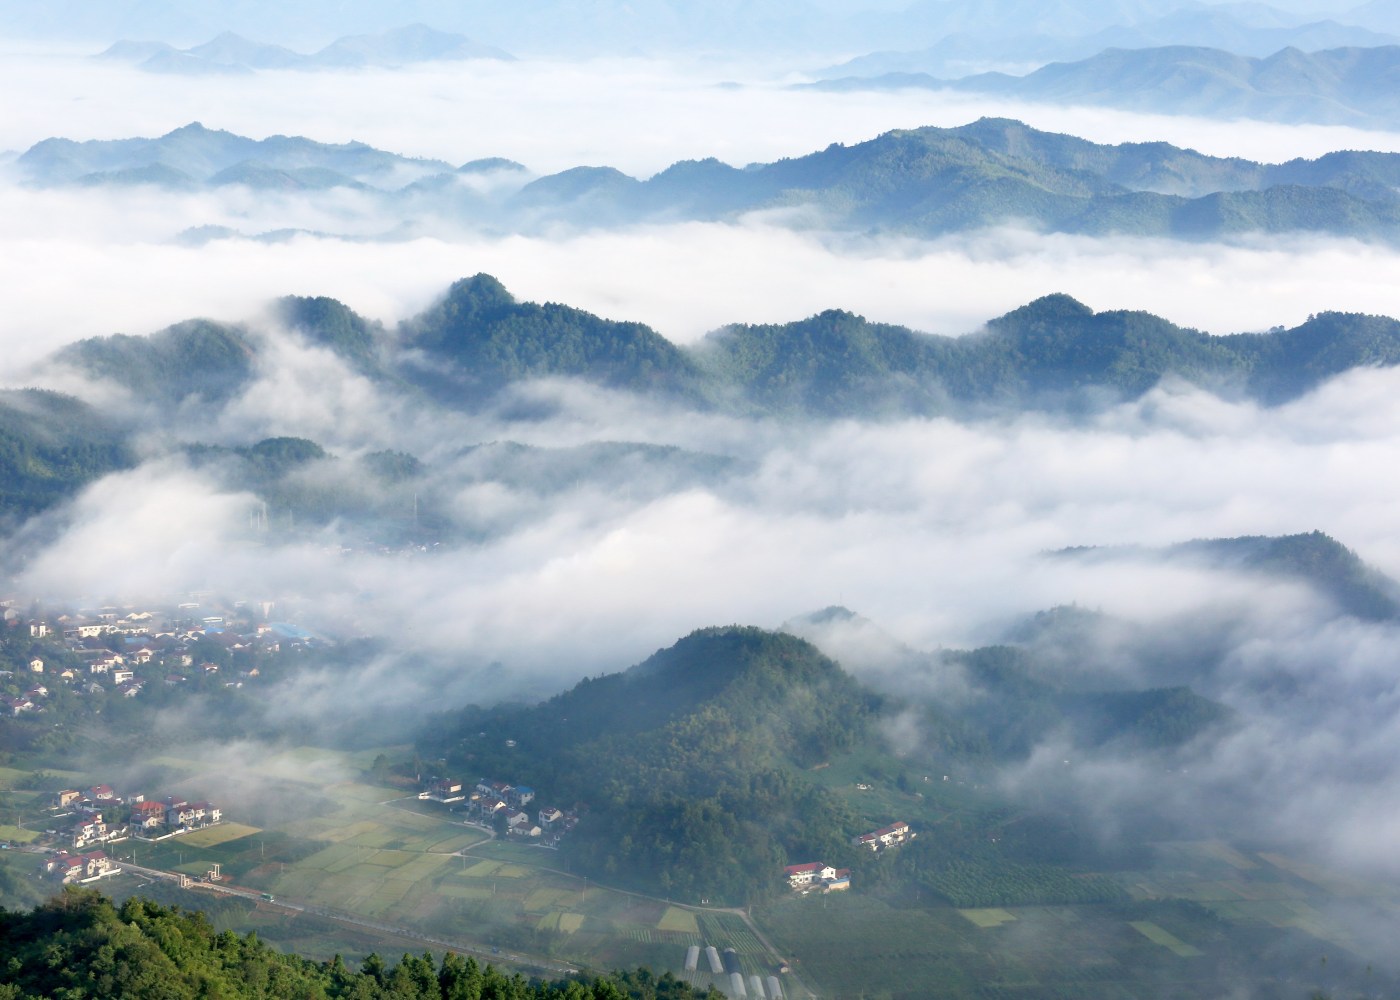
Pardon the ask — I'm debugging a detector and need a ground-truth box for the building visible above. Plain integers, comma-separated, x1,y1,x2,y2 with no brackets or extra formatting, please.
783,862,851,893
853,821,913,852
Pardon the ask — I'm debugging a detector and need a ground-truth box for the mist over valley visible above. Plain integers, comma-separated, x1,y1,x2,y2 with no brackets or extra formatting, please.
5,5,1400,998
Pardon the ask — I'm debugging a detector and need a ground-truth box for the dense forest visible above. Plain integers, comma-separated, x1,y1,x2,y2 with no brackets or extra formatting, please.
0,389,134,526
0,888,720,1000
420,622,1237,905
425,627,879,903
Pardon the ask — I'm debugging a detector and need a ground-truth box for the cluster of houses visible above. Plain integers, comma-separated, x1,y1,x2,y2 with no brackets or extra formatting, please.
0,595,322,705
52,783,223,849
54,785,130,849
783,862,852,894
781,822,913,894
42,849,121,884
419,776,579,845
852,820,913,852
2,682,49,717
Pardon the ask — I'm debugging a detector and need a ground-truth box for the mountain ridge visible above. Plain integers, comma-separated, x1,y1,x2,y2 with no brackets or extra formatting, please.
20,117,1400,243
813,44,1400,131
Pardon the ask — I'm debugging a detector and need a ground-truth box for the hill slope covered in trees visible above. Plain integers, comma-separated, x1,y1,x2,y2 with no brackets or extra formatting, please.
0,887,717,1000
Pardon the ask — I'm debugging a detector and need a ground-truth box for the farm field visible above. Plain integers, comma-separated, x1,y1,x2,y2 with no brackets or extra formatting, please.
32,745,777,981
9,738,1398,997
754,837,1400,999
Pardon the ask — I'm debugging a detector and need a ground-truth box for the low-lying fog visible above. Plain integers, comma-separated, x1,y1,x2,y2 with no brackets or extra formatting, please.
8,42,1400,901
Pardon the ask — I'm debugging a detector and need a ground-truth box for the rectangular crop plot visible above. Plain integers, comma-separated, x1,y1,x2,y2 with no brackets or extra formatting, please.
658,907,700,934
0,825,41,844
1130,921,1203,957
178,823,261,848
525,888,575,911
959,908,1017,928
437,884,493,900
463,860,503,877
1195,841,1259,870
538,912,587,934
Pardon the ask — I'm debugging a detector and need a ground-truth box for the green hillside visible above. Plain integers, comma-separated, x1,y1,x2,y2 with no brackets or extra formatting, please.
56,318,257,406
0,888,718,1000
401,274,704,403
0,389,134,524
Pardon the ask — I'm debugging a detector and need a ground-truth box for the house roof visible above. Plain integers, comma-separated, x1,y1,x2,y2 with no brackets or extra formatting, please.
784,862,827,875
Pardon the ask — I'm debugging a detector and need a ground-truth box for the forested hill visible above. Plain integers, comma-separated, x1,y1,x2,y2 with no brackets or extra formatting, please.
420,623,1230,904
0,388,134,526
1056,531,1400,622
0,888,717,1000
400,274,703,401
695,293,1400,413
20,280,1400,535
55,276,1400,416
425,626,880,903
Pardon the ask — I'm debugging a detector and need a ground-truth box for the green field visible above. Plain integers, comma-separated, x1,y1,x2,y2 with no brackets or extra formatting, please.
178,823,261,848
658,907,699,934
959,907,1017,928
1,746,771,979
1129,920,1203,957
3,743,1396,998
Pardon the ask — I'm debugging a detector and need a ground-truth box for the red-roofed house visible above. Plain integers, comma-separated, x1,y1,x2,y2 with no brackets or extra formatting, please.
132,800,165,830
784,862,837,889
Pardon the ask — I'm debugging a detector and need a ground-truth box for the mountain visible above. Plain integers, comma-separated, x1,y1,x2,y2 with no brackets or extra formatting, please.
54,318,257,408
1170,531,1400,621
424,619,1232,903
506,118,1400,240
21,118,1400,243
696,293,1400,414
274,294,385,374
40,275,1400,424
312,23,513,67
0,390,134,526
97,24,513,73
821,11,1398,79
1055,531,1400,622
430,625,882,902
400,273,705,401
17,122,453,190
815,44,1400,131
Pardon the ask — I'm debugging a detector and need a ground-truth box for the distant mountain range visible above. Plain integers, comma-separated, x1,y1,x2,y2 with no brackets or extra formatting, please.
14,122,460,191
813,44,1400,131
14,274,1400,534
821,8,1398,78
14,118,1400,243
97,24,512,73
3,0,1395,60
52,272,1400,420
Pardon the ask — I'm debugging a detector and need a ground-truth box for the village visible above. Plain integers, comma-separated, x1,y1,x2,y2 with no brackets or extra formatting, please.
419,775,580,847
0,593,325,712
39,781,225,884
782,820,913,894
